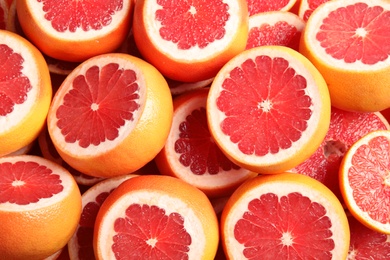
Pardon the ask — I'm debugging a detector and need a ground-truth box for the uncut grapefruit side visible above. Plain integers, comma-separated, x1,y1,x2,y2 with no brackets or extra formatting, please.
221,173,350,259
132,0,249,82
0,29,52,157
207,45,331,174
0,0,9,30
0,155,82,260
93,175,219,259
47,53,173,178
16,0,133,62
299,0,390,112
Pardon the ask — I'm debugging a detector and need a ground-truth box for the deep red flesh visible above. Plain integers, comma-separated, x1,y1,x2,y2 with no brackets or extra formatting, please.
155,0,229,50
316,3,390,64
217,56,312,156
0,44,32,117
112,204,191,259
56,63,140,148
175,107,240,175
303,0,329,22
234,192,335,259
0,161,63,205
38,0,124,32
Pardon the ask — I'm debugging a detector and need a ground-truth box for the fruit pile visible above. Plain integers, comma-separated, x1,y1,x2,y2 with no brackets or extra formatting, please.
1,0,390,259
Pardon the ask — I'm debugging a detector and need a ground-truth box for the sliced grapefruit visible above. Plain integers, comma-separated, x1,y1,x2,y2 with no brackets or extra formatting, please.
246,0,297,16
207,45,331,174
340,130,390,234
299,0,390,112
155,88,258,198
16,0,133,62
68,174,137,260
132,0,248,82
221,173,350,259
290,107,390,202
47,53,173,178
347,214,390,259
94,175,219,259
246,11,305,51
0,29,52,157
0,155,82,260
298,0,329,21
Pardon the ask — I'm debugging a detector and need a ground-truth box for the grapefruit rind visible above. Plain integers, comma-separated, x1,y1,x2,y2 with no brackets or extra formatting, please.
207,45,330,174
221,173,350,259
340,130,390,234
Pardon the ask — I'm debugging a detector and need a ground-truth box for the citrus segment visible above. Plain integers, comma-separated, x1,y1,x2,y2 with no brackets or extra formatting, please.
246,0,297,16
155,88,257,198
0,29,52,157
16,0,133,62
348,214,390,259
94,175,219,259
246,11,305,51
132,0,248,82
340,130,390,234
298,0,329,21
290,108,390,202
221,173,350,259
0,155,82,260
207,45,331,174
299,0,390,112
68,174,137,260
47,53,173,177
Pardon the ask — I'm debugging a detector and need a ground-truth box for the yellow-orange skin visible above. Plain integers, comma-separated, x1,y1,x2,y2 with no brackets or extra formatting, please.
0,156,82,260
0,30,52,157
16,0,133,62
299,9,390,112
93,175,220,259
48,53,173,178
221,173,350,259
132,0,249,82
155,88,258,198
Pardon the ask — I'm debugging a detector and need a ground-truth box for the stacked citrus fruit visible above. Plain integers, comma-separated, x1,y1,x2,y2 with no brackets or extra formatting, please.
1,0,390,258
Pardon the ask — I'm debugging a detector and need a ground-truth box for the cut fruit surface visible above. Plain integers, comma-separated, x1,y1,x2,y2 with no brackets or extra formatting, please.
246,11,305,51
68,174,137,260
298,0,329,21
93,175,219,259
0,29,52,157
155,88,258,198
207,45,331,174
221,173,350,259
299,0,390,112
246,0,297,16
290,108,390,202
0,155,82,260
340,130,390,234
47,53,173,177
132,0,249,82
16,0,133,62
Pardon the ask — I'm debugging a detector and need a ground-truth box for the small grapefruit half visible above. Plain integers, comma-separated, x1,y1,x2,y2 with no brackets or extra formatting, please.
207,45,331,174
221,173,350,259
0,29,52,157
299,0,390,112
0,155,82,260
93,175,219,259
47,53,173,178
340,130,390,234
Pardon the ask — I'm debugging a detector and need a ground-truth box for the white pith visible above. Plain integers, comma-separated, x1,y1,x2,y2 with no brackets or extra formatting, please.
0,156,76,212
97,190,206,259
0,33,40,134
167,93,253,189
208,46,326,166
224,179,348,258
248,11,305,31
341,130,390,233
305,0,390,70
48,55,147,157
144,0,243,61
26,0,131,40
